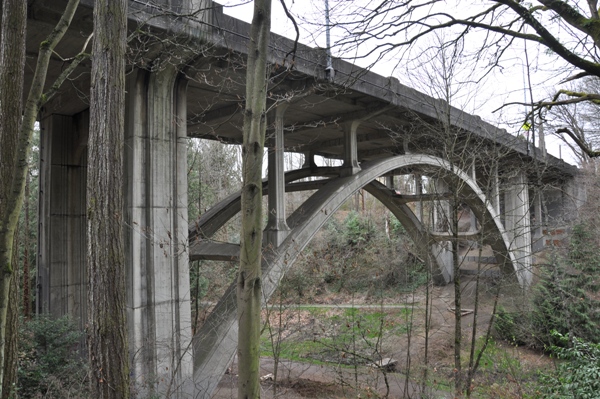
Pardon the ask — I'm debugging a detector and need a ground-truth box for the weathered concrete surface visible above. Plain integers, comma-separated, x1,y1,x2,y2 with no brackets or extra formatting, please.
188,167,339,242
38,111,89,330
264,104,291,247
124,68,193,397
503,171,532,287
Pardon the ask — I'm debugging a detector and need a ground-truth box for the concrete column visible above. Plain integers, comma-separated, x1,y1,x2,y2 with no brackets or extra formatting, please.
385,175,394,190
503,170,532,286
302,150,318,169
124,68,193,396
531,189,544,252
341,120,361,176
264,104,291,247
37,111,89,331
414,174,423,222
490,165,501,216
432,178,453,281
538,118,547,158
469,164,478,247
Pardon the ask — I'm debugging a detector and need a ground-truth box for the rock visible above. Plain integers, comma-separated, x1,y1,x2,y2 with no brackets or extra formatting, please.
370,357,398,372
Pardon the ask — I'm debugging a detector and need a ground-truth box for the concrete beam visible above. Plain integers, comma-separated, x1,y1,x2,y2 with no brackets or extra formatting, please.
188,167,339,241
189,241,240,261
297,129,399,153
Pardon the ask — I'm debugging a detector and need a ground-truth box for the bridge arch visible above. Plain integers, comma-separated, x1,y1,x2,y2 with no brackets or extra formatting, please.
191,154,525,397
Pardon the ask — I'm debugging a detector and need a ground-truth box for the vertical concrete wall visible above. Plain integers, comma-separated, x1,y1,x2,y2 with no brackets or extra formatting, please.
38,111,89,330
124,67,193,396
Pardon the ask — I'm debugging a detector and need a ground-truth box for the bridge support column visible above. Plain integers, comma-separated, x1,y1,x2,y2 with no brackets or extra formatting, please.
124,68,193,396
432,178,454,282
302,150,318,169
469,164,478,248
385,175,394,189
531,189,545,252
414,173,423,222
264,104,290,247
503,171,532,286
490,165,501,216
38,111,89,328
341,120,361,176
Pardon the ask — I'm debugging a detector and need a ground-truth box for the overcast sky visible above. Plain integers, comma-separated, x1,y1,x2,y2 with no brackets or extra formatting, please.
214,0,578,164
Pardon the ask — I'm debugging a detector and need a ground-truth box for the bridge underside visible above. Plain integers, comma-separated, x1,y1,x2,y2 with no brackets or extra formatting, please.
30,1,583,398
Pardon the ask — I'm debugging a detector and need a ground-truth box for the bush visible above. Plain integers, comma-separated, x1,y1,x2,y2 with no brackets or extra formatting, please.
495,223,600,348
18,315,89,398
326,211,377,248
494,306,533,347
537,332,600,399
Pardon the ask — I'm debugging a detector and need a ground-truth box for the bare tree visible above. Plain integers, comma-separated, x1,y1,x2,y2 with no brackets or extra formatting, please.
547,77,600,163
237,0,272,397
318,0,600,156
86,0,130,397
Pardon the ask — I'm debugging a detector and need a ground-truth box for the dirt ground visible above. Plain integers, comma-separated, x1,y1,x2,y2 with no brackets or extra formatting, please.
211,266,542,399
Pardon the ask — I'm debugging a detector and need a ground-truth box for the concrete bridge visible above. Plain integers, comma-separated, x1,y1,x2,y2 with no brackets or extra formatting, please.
27,0,581,397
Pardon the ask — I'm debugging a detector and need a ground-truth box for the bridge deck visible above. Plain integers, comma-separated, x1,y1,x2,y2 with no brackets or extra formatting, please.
26,0,576,181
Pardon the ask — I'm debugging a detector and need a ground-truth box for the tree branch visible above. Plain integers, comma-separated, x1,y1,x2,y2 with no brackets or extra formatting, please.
278,0,299,66
556,127,600,157
494,0,600,76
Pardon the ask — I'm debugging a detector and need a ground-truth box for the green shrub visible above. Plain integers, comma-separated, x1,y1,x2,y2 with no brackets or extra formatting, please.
494,306,536,347
18,315,89,398
495,223,600,348
532,224,600,346
537,332,600,399
343,211,376,246
388,214,406,236
326,211,377,248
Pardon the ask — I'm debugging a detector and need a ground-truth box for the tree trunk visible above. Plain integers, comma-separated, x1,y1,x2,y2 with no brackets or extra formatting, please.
86,0,130,397
0,1,26,396
237,0,271,398
452,198,462,395
22,173,30,319
0,0,80,395
2,234,19,399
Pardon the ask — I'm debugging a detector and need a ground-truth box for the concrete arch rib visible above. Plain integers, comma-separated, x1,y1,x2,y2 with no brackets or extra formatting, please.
189,166,339,241
192,155,522,398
